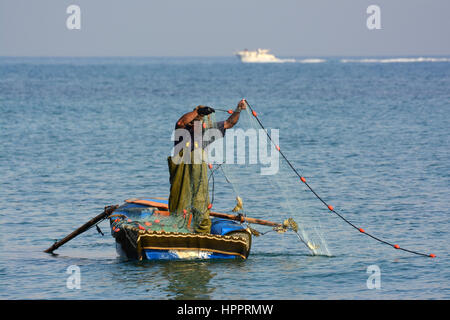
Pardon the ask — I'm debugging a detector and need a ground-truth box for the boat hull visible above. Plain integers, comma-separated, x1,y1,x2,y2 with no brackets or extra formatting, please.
110,199,252,260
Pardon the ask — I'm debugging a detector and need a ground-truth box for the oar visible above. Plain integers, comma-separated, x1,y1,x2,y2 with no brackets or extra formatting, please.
44,205,118,254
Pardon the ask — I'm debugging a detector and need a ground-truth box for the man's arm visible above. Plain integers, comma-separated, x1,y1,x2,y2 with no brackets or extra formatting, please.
176,106,215,128
176,109,199,128
224,99,247,129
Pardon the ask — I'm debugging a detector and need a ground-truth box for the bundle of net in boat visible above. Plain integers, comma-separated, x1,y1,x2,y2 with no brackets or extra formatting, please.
116,206,194,233
205,107,331,256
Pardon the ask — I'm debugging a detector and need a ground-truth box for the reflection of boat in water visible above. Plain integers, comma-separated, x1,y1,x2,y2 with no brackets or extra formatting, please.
235,48,294,63
110,198,252,260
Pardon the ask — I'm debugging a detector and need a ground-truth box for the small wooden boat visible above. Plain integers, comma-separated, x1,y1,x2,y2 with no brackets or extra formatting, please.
110,198,252,260
45,197,295,260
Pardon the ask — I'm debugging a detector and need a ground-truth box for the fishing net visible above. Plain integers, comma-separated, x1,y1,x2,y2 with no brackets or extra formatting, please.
112,114,219,236
112,206,193,234
106,103,434,259
157,104,332,255
168,153,211,233
167,114,225,234
205,106,331,256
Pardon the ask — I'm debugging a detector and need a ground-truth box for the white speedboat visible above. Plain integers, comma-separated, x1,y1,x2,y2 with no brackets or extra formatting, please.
235,48,293,63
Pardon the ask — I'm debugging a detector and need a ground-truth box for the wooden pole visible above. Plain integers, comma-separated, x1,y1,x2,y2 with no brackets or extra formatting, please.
209,211,282,228
44,205,118,254
124,198,284,228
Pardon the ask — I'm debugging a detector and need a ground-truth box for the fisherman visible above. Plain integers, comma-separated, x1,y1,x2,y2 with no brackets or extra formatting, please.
168,99,247,233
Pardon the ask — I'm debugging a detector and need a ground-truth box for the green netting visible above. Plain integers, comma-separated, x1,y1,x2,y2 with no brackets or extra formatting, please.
206,106,331,256
113,206,193,233
167,114,216,234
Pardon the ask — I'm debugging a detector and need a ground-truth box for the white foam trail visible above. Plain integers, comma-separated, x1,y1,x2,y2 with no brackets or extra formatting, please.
341,57,450,63
242,58,296,63
240,58,325,63
297,58,326,63
279,58,296,63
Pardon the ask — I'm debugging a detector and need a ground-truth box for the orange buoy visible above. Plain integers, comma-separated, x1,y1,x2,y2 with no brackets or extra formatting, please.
359,228,365,233
145,221,152,226
228,109,233,114
252,110,258,117
300,177,306,183
394,244,400,249
207,203,213,209
328,205,334,211
154,219,160,224
430,254,436,258
275,145,280,151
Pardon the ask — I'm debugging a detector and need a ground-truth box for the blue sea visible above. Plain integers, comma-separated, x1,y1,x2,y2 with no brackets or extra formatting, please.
0,56,449,299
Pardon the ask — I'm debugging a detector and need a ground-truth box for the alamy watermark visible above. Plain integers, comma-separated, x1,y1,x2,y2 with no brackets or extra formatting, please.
171,121,280,175
66,5,381,32
366,265,381,289
66,5,81,30
366,5,381,30
66,265,81,290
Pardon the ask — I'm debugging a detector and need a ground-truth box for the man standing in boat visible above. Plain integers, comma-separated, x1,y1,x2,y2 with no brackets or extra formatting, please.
168,99,247,233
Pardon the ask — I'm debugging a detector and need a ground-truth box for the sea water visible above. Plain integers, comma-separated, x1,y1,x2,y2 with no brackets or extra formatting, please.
0,56,449,299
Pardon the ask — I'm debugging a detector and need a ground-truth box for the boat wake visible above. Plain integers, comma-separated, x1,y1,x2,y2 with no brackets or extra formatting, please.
296,58,326,64
240,58,326,64
341,57,450,63
274,58,296,63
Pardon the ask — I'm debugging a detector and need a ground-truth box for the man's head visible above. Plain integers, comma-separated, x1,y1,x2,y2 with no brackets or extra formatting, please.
185,106,205,127
188,105,215,124
193,105,207,121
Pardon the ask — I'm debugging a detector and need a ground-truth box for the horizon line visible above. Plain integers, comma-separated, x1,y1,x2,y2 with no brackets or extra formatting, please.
1,54,450,59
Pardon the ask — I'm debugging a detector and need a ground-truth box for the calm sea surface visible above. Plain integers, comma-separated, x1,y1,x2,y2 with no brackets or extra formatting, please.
0,57,449,299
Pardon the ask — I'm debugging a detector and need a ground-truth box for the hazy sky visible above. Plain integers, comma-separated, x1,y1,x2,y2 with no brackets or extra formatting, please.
1,0,449,56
